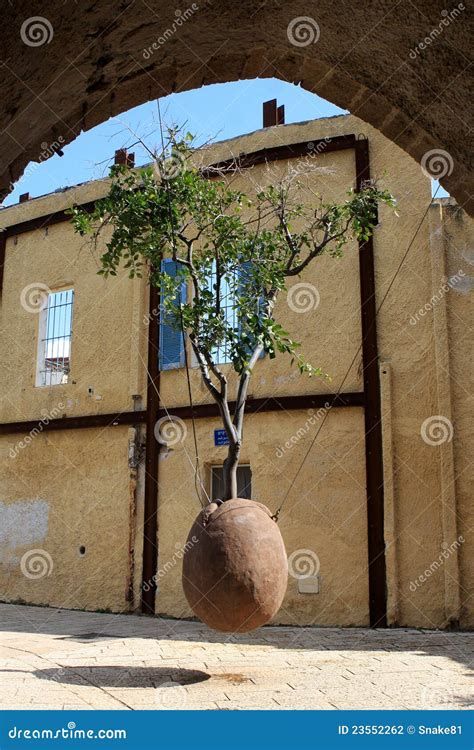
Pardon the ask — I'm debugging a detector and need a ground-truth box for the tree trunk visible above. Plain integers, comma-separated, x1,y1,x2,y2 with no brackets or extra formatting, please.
222,440,241,500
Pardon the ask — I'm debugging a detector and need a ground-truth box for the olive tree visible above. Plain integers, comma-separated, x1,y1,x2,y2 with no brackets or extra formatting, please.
70,133,394,501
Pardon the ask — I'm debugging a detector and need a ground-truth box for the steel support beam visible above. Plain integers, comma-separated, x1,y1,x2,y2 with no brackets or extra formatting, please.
0,392,364,437
141,282,161,614
355,138,387,627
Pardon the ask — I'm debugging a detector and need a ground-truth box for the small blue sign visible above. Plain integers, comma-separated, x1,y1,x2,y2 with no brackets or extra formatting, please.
214,429,230,446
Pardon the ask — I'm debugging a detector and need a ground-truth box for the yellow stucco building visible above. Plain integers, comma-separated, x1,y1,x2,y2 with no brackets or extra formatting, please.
0,114,472,630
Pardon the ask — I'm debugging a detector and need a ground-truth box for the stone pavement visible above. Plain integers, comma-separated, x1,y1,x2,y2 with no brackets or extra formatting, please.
0,604,472,710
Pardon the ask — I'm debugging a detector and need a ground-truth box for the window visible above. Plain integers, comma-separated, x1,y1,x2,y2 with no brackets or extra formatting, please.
207,263,239,365
210,464,252,501
36,288,74,387
158,258,237,370
158,259,263,371
209,261,265,366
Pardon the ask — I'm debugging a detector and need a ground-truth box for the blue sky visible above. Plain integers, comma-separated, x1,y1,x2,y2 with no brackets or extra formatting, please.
3,78,446,206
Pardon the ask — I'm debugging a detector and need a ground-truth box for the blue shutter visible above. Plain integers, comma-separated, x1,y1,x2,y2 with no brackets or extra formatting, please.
159,259,186,370
238,261,265,359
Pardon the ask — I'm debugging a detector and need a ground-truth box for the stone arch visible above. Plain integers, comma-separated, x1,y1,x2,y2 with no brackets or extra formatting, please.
1,1,472,213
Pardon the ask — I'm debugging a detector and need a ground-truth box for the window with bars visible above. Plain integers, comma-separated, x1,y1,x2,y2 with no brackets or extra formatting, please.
207,264,239,365
206,261,264,366
158,260,263,370
36,288,74,387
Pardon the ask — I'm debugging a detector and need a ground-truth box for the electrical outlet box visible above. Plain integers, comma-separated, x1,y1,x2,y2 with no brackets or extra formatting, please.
297,575,320,594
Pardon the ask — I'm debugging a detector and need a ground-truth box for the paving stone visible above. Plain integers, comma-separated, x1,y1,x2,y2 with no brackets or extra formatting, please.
1,603,472,711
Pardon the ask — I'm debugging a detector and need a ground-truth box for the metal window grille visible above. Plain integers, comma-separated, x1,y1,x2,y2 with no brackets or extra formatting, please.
37,288,74,387
207,264,238,365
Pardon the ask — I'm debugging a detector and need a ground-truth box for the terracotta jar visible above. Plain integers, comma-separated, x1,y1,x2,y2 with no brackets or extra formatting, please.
182,498,288,632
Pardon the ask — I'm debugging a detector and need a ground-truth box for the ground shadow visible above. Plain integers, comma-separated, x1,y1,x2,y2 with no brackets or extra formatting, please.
1,603,473,677
32,666,210,688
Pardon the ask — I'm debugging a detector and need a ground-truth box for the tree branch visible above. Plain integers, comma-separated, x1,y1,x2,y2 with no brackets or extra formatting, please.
233,341,264,438
189,337,236,445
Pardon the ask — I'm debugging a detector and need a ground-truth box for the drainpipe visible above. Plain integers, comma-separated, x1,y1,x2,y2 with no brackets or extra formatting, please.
141,280,161,614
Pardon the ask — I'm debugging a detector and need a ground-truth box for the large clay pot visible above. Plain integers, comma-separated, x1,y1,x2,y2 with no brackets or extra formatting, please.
182,498,288,632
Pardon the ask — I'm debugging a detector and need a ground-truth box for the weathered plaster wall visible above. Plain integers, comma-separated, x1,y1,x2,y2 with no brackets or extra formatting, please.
156,408,369,626
0,427,133,612
0,498,49,553
0,178,148,422
0,114,471,627
161,139,364,407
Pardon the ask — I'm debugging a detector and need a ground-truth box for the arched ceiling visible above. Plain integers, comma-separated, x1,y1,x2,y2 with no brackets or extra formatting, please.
0,1,472,212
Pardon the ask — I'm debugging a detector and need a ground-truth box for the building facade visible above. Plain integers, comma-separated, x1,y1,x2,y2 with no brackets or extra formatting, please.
0,114,472,629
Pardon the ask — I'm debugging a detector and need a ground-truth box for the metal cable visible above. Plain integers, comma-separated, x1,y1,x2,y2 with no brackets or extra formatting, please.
272,184,441,521
157,99,206,508
136,345,210,507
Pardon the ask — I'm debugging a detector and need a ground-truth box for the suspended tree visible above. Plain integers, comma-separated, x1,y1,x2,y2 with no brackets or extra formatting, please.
70,132,395,501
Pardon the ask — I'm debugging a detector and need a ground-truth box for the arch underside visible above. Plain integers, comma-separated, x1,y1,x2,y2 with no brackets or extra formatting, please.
0,1,472,213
